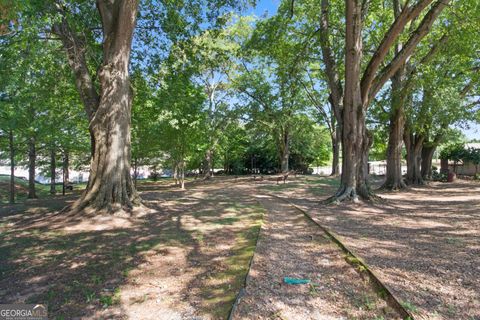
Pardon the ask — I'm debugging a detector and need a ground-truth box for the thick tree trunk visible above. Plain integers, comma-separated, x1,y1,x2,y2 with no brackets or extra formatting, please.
383,0,407,190
67,0,140,214
50,148,56,195
337,113,371,201
421,145,436,180
73,81,139,212
203,148,213,179
28,137,36,199
332,1,371,202
384,108,406,189
404,131,424,185
9,129,15,204
383,78,407,189
330,125,341,176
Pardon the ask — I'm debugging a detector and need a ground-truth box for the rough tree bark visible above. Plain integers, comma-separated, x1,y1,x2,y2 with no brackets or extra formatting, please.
50,148,56,195
334,0,371,201
421,145,436,180
27,137,36,199
384,104,406,189
383,21,449,189
203,148,213,179
323,0,450,201
382,0,407,190
404,129,424,185
383,72,406,189
54,0,141,213
9,129,14,204
133,156,139,187
421,133,443,180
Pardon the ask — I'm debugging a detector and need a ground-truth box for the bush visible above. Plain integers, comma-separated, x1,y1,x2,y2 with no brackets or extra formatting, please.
148,171,160,181
432,168,447,182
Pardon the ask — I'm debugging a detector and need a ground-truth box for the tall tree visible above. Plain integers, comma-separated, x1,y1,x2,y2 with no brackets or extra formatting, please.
190,29,238,179
339,0,450,200
270,0,450,199
51,1,141,213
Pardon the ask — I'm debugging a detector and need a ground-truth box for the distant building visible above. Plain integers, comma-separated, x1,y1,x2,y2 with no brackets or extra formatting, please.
444,143,480,176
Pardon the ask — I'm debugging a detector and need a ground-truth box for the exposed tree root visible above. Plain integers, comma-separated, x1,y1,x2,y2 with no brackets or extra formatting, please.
405,178,426,186
322,184,383,205
63,188,143,217
380,179,408,191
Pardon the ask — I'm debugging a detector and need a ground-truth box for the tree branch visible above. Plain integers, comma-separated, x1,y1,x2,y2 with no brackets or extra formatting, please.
52,15,99,120
367,0,451,106
361,0,435,104
319,0,343,112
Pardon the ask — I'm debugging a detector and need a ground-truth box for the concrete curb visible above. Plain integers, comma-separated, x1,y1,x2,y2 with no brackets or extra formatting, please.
269,193,415,320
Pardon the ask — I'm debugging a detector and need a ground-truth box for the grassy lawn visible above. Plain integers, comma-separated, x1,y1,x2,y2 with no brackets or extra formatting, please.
0,175,51,204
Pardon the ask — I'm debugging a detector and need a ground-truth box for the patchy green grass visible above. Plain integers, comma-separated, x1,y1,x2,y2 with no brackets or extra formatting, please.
199,203,264,318
0,175,51,204
401,300,418,312
0,183,265,319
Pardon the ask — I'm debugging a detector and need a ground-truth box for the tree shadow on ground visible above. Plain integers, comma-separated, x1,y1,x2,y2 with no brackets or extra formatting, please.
272,177,480,319
0,181,263,319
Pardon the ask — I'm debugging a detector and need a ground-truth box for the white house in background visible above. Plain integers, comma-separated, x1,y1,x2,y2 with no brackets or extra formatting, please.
0,165,170,184
465,142,480,149
0,166,90,184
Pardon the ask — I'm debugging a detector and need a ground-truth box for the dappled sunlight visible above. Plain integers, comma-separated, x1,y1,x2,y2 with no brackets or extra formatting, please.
1,175,478,319
0,179,264,319
232,191,400,319
271,176,480,319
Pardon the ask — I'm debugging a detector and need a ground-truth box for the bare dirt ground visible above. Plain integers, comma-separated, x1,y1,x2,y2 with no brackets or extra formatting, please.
1,175,478,320
262,176,480,320
231,192,401,320
0,179,263,319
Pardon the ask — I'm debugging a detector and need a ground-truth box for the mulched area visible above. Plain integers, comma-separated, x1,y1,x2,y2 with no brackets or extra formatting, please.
265,176,480,320
231,192,401,320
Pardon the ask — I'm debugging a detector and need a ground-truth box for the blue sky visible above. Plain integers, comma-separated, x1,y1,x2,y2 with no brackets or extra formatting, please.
459,122,480,140
248,0,279,16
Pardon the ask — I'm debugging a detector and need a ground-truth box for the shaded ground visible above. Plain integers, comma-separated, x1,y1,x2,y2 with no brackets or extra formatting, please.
0,179,263,319
231,193,400,320
0,175,51,204
262,176,480,320
1,175,478,320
